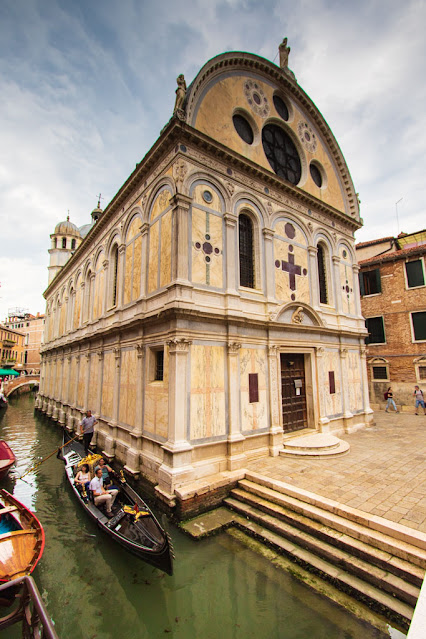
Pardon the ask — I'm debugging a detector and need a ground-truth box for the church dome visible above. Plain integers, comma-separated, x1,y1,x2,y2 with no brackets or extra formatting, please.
54,217,81,237
79,222,93,238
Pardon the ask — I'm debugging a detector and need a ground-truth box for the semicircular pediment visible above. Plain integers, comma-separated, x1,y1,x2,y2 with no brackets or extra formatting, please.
272,302,323,327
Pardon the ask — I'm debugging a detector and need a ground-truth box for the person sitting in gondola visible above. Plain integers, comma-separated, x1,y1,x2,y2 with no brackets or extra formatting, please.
75,463,91,492
95,458,120,491
89,467,119,518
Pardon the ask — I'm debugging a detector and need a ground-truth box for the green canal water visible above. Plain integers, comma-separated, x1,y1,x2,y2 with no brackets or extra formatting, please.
0,394,405,639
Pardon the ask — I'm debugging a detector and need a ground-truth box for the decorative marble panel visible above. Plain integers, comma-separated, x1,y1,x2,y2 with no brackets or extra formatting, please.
191,208,223,288
340,260,356,315
190,345,226,440
118,349,137,427
101,351,114,419
239,348,268,431
347,350,363,412
77,355,86,408
318,350,343,416
148,220,159,293
159,210,172,289
55,359,62,398
151,189,171,222
88,353,98,411
69,358,77,404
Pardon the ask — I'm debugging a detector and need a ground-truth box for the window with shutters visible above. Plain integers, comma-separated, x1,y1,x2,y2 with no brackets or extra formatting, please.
365,316,385,344
411,312,426,342
359,268,381,296
405,260,425,288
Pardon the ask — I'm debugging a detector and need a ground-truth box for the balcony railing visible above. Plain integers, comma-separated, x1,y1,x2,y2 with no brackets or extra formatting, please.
0,575,59,638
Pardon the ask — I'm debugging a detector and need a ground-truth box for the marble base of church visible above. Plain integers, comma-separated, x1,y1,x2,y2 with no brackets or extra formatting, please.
35,393,373,514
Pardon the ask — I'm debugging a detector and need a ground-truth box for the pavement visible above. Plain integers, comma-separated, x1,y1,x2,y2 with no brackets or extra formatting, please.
246,410,426,534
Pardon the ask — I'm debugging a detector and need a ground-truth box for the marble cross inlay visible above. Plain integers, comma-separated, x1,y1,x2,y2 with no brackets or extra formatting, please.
275,245,307,294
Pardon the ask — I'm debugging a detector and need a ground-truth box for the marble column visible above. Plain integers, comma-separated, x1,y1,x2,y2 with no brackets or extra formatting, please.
157,338,193,500
268,345,282,456
102,346,121,459
170,193,192,286
352,264,363,317
308,246,319,308
226,341,245,470
360,345,374,422
125,342,144,477
339,347,353,432
332,255,343,314
263,228,276,303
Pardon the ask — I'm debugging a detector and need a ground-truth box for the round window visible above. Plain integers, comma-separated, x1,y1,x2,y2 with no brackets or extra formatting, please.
310,163,322,188
233,114,254,145
262,124,301,184
203,190,213,203
273,95,289,121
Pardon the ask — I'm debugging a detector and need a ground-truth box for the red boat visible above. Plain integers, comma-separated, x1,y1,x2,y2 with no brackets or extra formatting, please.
0,490,45,582
0,441,15,481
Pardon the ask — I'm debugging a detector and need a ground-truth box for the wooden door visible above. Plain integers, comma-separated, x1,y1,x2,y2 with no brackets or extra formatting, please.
280,353,307,433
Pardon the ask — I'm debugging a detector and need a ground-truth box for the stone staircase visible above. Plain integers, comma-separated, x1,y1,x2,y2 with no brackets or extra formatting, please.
223,472,426,631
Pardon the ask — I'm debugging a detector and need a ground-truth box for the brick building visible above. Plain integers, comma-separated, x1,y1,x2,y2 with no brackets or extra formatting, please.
356,230,426,409
4,311,45,373
0,325,26,371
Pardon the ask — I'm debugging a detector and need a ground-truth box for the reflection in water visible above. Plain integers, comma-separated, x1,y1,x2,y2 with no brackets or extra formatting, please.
0,395,405,639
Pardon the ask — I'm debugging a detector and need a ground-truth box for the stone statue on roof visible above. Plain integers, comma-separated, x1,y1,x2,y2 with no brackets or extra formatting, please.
279,37,291,69
174,74,187,115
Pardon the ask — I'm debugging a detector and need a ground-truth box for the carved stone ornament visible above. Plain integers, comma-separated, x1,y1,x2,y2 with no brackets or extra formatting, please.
227,342,241,354
113,347,121,364
291,307,304,324
97,350,104,361
268,345,279,356
297,121,317,153
244,79,270,118
136,344,144,358
173,160,188,191
167,338,192,353
226,181,235,196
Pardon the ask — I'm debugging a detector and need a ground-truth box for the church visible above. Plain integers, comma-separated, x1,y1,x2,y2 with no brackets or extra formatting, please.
36,41,372,507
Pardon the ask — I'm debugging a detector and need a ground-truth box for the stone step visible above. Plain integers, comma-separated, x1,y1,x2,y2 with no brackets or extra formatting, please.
230,486,424,587
239,477,426,569
225,496,420,608
225,503,414,628
280,433,350,457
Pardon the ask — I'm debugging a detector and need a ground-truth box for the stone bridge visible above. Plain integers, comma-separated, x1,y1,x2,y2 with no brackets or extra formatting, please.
2,375,40,397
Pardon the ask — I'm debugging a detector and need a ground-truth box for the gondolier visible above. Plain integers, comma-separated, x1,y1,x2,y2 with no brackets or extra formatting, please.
80,410,97,455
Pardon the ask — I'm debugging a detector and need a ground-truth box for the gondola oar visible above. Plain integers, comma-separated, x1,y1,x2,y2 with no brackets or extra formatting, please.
19,432,82,480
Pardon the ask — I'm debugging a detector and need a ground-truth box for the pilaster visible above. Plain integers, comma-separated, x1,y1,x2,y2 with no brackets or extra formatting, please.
308,246,319,308
332,255,343,314
170,193,192,286
226,342,245,470
263,228,276,302
268,345,282,455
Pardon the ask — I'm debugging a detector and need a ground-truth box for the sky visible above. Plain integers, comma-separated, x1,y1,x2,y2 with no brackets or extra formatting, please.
1,0,425,321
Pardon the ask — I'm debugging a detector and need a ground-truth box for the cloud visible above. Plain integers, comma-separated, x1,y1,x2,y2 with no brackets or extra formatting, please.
0,0,425,320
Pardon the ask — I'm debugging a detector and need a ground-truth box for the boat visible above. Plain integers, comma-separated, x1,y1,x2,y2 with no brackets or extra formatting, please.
61,430,174,575
0,441,15,481
0,490,45,582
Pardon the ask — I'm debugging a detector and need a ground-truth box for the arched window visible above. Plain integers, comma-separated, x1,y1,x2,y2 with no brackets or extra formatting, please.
239,214,254,288
111,245,119,307
317,244,328,304
62,237,67,249
71,239,76,250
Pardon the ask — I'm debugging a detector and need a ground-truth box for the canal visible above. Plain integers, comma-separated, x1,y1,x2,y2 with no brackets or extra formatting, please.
0,394,405,639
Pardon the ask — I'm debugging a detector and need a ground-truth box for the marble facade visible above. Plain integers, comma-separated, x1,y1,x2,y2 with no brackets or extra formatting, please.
37,47,372,505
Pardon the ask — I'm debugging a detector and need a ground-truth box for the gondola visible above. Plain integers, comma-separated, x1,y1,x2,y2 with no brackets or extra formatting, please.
0,440,15,481
0,490,45,582
61,430,173,576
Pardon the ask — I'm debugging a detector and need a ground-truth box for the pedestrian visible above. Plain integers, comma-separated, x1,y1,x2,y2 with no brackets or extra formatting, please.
384,387,398,413
413,386,426,415
80,410,97,455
